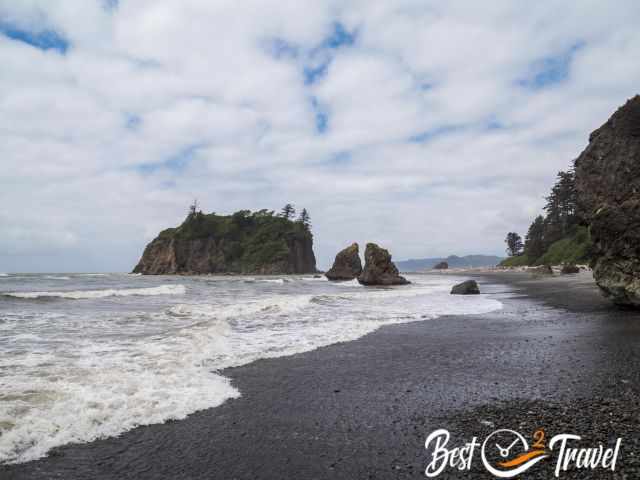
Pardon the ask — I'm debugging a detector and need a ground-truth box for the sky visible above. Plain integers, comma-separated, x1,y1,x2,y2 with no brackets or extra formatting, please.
1,1,640,272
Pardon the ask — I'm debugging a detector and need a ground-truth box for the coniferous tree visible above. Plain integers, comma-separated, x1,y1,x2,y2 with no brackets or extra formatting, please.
543,169,578,246
505,232,524,256
524,215,546,261
188,198,199,216
298,208,311,229
281,203,296,219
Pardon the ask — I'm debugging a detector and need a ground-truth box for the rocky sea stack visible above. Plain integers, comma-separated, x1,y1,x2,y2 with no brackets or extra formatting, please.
325,243,362,281
451,280,480,295
133,209,316,275
575,95,640,306
561,264,580,275
357,243,409,286
433,261,449,270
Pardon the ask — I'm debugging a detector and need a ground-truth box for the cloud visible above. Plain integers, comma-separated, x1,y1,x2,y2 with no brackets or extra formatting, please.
0,0,639,272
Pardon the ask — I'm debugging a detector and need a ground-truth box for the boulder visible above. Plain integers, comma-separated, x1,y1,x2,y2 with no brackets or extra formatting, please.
433,261,449,270
575,95,640,306
357,243,410,286
325,243,363,281
561,264,580,274
529,265,553,275
451,280,480,295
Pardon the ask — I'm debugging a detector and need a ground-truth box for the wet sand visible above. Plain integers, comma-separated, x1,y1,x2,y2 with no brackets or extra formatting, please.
3,271,640,479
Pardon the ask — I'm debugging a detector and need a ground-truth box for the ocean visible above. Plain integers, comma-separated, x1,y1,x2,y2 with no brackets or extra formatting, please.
0,272,502,464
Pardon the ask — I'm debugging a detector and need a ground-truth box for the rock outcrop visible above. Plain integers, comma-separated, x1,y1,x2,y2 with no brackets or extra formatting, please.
575,95,640,306
133,210,317,275
450,280,480,295
357,243,409,286
561,264,580,274
325,243,362,281
433,261,449,270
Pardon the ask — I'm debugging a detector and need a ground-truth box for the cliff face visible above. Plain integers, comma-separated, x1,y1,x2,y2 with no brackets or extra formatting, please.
575,95,640,306
133,210,317,275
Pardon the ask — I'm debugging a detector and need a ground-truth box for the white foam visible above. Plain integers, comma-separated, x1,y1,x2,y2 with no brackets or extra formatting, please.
0,335,238,463
0,273,8,277
0,274,502,464
44,276,71,280
168,294,312,319
3,284,186,300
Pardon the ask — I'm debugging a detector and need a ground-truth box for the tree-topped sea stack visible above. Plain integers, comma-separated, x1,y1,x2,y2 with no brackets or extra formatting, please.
575,95,640,306
133,207,316,275
325,243,362,280
433,261,448,270
357,243,409,286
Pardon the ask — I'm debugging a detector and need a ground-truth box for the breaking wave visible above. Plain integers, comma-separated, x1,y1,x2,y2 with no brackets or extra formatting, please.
2,284,186,300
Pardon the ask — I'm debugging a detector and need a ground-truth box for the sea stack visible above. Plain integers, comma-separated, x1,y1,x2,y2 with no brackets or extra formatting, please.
433,261,449,270
451,280,480,295
357,243,409,286
575,95,640,306
325,243,363,281
133,209,317,275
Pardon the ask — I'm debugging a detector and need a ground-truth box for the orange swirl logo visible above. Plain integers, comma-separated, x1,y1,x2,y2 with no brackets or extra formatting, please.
480,429,548,478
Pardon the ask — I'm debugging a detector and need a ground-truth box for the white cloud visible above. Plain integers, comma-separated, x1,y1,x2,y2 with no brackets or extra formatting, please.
0,0,639,272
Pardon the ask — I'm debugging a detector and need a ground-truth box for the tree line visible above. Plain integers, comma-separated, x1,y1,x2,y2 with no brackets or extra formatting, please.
187,200,311,230
280,203,311,228
504,168,580,261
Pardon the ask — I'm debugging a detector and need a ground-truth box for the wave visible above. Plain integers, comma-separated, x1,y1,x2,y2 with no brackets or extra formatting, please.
0,275,503,464
2,284,186,300
44,276,71,280
0,273,7,277
243,278,292,284
168,294,312,319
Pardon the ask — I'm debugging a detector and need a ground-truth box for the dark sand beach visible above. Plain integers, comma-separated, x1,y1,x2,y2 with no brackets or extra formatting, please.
3,271,639,479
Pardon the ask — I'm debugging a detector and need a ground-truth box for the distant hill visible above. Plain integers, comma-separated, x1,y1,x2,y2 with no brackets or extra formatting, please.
395,255,504,272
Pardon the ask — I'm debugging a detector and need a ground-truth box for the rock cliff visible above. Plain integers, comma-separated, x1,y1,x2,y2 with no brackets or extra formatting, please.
575,95,640,306
325,243,362,281
133,210,317,275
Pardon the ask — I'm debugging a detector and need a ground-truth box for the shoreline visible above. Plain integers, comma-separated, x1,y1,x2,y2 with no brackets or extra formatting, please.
2,271,640,479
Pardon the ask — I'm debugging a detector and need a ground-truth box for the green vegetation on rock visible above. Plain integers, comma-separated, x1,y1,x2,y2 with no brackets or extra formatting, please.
537,226,592,265
133,207,317,274
501,169,594,267
499,254,531,267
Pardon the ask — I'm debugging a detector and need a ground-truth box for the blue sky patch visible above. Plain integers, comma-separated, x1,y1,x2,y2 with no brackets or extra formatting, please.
408,125,460,143
328,151,351,165
267,38,298,59
137,144,203,174
304,63,329,85
124,113,142,131
304,22,357,85
321,22,357,50
518,41,585,89
103,0,119,11
0,21,69,54
266,21,357,86
310,97,328,134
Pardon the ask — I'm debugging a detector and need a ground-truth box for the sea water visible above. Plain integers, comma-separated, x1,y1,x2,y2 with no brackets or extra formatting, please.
0,272,501,464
